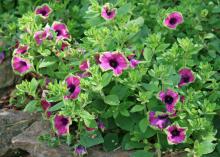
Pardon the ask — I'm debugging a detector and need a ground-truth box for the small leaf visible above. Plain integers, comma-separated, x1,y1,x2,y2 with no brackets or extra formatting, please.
48,101,64,112
130,105,145,112
24,100,39,112
101,72,113,88
103,133,119,152
104,95,120,106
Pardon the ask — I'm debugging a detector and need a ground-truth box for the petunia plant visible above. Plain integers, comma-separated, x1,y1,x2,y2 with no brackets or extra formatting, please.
9,0,220,157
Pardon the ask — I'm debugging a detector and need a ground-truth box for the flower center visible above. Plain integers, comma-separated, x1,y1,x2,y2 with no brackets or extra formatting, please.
171,129,180,137
182,75,190,83
68,84,76,93
40,10,47,16
56,30,62,36
164,95,173,105
109,59,118,68
61,118,69,125
106,9,112,16
158,114,168,119
169,17,177,25
20,61,27,66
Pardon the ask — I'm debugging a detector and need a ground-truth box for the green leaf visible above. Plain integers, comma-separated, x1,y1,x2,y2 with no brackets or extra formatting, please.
115,114,134,131
48,101,64,112
131,150,154,157
194,140,217,156
117,3,132,16
84,118,97,128
139,118,148,133
130,105,145,112
39,59,57,68
104,95,120,106
79,130,104,147
103,133,119,152
143,48,153,63
110,85,129,100
101,72,113,88
24,100,39,112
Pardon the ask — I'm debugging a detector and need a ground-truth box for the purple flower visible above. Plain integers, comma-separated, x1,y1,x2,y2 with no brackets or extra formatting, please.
54,114,71,136
178,68,195,87
65,76,81,99
0,51,5,64
127,54,140,68
35,4,52,19
101,3,116,20
79,60,90,71
12,57,31,74
15,45,29,54
74,146,87,156
149,112,170,129
159,89,179,113
166,125,186,144
52,22,70,41
164,12,183,29
99,52,128,76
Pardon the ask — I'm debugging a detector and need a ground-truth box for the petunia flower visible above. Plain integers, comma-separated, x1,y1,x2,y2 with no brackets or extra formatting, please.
74,145,87,156
127,54,140,68
12,56,31,74
35,4,52,19
164,12,183,29
65,76,81,99
0,51,5,64
79,60,90,71
166,125,186,144
101,3,117,20
159,89,179,113
54,114,72,136
178,68,195,87
52,22,70,41
14,45,29,54
99,52,128,76
149,112,171,129
85,126,96,132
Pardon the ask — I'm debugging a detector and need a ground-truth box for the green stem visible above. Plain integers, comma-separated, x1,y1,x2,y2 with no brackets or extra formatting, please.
157,133,162,157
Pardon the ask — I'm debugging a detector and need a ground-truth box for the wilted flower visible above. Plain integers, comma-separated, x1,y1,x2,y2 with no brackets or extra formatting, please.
178,68,195,87
14,45,29,54
35,4,52,19
127,54,140,68
159,89,179,113
41,100,54,117
96,119,105,131
101,3,116,20
74,146,87,156
94,54,101,64
164,12,183,29
180,95,185,103
0,51,5,64
166,125,186,144
61,41,69,51
52,22,70,41
54,114,71,136
34,30,48,45
99,52,128,76
77,72,92,78
65,76,81,99
79,60,90,71
149,112,170,129
12,57,31,74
